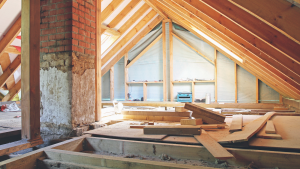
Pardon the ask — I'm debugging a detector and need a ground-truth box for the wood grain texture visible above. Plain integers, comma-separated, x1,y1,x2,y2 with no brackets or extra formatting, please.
184,103,225,123
181,119,203,125
229,114,243,132
256,125,282,140
219,112,275,144
122,110,191,117
144,125,201,135
194,130,234,160
95,0,101,121
265,120,276,134
122,114,189,122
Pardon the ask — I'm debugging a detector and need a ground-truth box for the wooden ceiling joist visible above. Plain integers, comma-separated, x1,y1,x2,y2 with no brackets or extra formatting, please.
101,15,163,76
152,0,300,99
0,55,21,88
144,0,169,19
101,0,125,23
5,46,21,54
126,34,162,68
229,0,300,45
101,9,158,67
0,16,21,59
101,24,120,36
2,80,21,102
0,0,7,9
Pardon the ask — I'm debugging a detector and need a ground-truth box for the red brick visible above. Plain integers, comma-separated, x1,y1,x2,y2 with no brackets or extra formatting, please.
91,10,95,17
65,20,72,26
80,23,85,29
65,45,72,51
72,14,78,21
85,20,90,26
65,33,72,39
56,46,65,52
91,44,95,50
79,29,86,36
72,27,78,33
90,21,95,28
90,33,95,39
48,41,56,47
84,13,91,20
57,2,71,8
79,41,85,47
41,48,49,53
42,28,56,35
42,4,56,11
42,41,48,48
41,23,49,29
78,34,85,41
52,0,64,3
41,35,48,41
49,48,56,53
41,11,49,17
72,39,78,45
57,8,65,15
72,1,78,8
57,14,72,21
49,21,64,28
79,16,85,23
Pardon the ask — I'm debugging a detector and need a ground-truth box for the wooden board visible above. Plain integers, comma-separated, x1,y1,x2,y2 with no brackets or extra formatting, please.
175,106,189,112
229,115,243,132
144,125,201,135
256,125,282,140
194,130,234,160
181,119,203,125
84,128,166,141
122,115,189,122
192,113,224,124
184,103,225,123
218,112,275,144
250,116,300,150
122,110,191,117
265,120,276,134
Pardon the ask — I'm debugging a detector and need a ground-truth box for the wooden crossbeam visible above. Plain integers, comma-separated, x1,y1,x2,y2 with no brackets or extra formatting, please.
153,0,300,99
110,67,114,100
101,14,162,76
95,0,101,122
0,0,7,9
172,33,214,64
144,0,168,19
5,46,21,54
0,55,21,88
101,24,120,36
101,0,124,23
2,80,21,102
169,22,174,102
0,16,21,59
127,34,162,68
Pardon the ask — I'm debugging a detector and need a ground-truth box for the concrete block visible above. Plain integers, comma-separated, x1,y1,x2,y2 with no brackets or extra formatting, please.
43,53,57,61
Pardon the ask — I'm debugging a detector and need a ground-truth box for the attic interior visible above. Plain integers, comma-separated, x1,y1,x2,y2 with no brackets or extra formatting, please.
0,0,300,168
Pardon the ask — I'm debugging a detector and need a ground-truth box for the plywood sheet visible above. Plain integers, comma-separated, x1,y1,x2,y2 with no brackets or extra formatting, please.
144,125,201,135
229,115,243,132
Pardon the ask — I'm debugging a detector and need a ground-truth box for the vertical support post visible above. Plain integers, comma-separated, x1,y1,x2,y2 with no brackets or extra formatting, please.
279,95,283,104
21,0,41,140
235,63,237,103
110,67,114,101
124,53,129,100
256,77,259,103
169,22,173,102
162,21,167,101
192,82,195,103
214,49,217,103
95,0,101,121
143,83,147,101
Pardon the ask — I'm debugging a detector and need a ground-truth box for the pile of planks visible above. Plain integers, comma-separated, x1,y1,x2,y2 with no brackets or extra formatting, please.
122,110,191,122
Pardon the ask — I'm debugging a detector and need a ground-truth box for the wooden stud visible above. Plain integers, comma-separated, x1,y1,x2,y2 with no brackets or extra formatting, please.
0,55,21,88
256,77,259,103
143,83,147,101
101,0,124,23
127,34,162,68
172,33,214,64
163,21,167,101
124,53,129,100
110,67,114,101
0,16,21,59
21,0,41,140
192,82,195,103
95,0,101,122
279,95,283,104
169,22,174,102
214,49,217,103
2,80,21,102
235,63,237,103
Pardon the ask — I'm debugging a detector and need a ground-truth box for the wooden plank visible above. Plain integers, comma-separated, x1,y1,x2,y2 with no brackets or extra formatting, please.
110,67,114,101
219,112,275,144
131,124,225,129
122,115,189,122
235,63,237,103
126,34,162,68
181,119,203,125
21,0,41,140
175,106,188,112
169,22,174,102
214,49,217,103
194,130,234,160
265,120,276,134
172,33,214,64
0,16,21,59
0,53,11,72
162,21,167,101
256,125,282,140
85,128,167,141
0,128,21,139
256,78,259,103
229,114,243,132
192,82,195,103
5,75,16,90
101,24,120,36
101,0,124,23
2,80,21,102
124,53,128,100
0,55,21,88
0,138,43,157
184,103,225,123
122,110,191,117
0,0,7,9
95,0,101,122
5,46,21,54
38,159,104,169
143,83,147,101
144,125,201,135
144,0,168,19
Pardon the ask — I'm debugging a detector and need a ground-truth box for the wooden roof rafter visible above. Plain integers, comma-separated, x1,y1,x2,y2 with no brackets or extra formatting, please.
151,0,300,99
0,0,7,9
144,0,169,19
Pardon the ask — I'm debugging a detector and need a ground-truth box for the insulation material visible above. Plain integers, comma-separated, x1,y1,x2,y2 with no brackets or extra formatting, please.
102,71,110,100
259,80,279,103
128,84,143,100
194,83,215,102
147,83,163,101
217,52,235,103
237,65,256,103
102,0,132,25
114,57,125,100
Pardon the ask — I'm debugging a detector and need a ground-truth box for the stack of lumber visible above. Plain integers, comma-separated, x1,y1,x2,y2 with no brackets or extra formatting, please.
143,126,201,135
229,115,243,132
184,103,225,124
181,119,203,125
122,110,191,122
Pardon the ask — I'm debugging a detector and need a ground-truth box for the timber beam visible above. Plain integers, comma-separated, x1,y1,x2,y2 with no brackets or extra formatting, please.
5,46,21,54
0,55,21,88
2,80,21,102
0,0,7,9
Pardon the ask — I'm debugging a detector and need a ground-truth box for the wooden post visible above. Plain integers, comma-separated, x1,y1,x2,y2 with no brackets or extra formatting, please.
169,22,173,102
256,77,259,103
110,67,114,101
21,0,41,140
162,21,167,101
124,53,129,100
279,95,283,104
235,63,237,103
214,49,217,103
95,0,101,122
143,83,147,101
192,82,195,103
